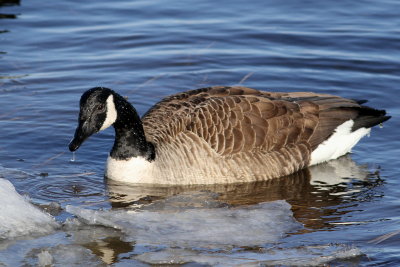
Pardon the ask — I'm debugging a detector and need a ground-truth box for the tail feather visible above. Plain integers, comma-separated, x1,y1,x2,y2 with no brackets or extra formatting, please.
352,106,391,131
352,99,368,105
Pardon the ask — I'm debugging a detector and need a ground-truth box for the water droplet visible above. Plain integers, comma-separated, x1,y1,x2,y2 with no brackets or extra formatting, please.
70,152,76,162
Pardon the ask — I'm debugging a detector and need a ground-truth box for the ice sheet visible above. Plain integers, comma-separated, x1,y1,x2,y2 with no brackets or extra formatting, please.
135,245,363,266
0,178,59,240
67,199,302,248
36,245,106,267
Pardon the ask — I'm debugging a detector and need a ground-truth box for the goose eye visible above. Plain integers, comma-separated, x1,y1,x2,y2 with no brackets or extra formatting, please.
97,104,105,111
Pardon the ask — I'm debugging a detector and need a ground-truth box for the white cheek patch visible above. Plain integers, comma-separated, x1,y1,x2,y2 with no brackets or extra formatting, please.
100,95,117,131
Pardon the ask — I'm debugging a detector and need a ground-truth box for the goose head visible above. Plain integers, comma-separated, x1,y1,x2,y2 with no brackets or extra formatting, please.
69,87,117,152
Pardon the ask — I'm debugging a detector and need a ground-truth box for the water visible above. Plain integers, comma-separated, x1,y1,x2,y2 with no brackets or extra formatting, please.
1,0,400,265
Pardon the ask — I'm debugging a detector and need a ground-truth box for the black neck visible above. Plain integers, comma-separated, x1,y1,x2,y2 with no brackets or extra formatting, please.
110,93,155,161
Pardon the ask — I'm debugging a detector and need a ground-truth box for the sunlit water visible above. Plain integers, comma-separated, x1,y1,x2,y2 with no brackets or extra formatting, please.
1,0,400,266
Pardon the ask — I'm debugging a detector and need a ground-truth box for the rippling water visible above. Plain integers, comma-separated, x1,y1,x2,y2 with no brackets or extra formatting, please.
1,0,400,265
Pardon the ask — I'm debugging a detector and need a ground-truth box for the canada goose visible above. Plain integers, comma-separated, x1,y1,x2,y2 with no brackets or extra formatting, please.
69,86,390,185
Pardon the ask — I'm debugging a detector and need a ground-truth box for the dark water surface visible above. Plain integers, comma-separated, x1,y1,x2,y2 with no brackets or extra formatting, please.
1,0,400,265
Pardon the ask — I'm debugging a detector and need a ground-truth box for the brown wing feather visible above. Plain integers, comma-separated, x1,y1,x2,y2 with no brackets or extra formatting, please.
268,92,361,149
142,86,363,157
141,86,257,145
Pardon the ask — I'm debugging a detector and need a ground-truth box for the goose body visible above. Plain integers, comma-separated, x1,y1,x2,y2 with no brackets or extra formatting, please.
69,86,390,185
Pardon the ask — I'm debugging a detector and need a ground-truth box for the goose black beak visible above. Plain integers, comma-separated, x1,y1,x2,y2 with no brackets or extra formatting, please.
69,136,83,152
69,121,95,152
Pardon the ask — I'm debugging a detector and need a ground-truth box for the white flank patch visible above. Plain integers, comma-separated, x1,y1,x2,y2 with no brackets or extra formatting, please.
106,156,155,183
310,120,371,166
100,95,117,131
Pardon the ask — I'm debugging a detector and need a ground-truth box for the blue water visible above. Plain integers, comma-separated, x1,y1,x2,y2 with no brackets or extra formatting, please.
1,0,400,265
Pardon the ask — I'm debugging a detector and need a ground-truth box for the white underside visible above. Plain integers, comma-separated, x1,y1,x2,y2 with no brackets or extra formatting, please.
106,156,156,183
310,120,371,166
